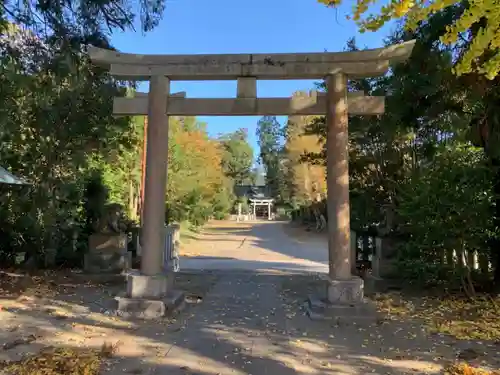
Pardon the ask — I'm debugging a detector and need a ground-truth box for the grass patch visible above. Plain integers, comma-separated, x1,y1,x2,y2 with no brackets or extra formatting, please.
373,292,500,340
179,220,212,244
0,342,119,375
179,221,200,242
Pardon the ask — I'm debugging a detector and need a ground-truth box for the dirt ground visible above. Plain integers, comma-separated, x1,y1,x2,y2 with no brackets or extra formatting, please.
179,221,253,257
0,269,499,374
1,222,499,374
0,270,219,374
179,220,327,257
178,220,328,273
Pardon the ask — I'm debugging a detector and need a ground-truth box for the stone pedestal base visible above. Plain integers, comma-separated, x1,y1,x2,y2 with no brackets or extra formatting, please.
326,276,364,304
115,270,183,319
306,276,379,324
115,290,185,319
126,271,169,299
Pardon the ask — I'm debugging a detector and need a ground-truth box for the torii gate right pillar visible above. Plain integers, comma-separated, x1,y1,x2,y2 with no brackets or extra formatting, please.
325,72,363,304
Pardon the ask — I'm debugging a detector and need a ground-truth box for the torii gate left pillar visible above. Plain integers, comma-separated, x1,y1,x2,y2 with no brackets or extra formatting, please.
141,75,169,277
117,76,181,319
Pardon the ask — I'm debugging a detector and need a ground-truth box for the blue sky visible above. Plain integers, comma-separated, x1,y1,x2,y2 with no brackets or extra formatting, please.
111,0,394,159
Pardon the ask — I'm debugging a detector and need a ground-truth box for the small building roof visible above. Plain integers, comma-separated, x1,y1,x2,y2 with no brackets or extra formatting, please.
234,184,271,198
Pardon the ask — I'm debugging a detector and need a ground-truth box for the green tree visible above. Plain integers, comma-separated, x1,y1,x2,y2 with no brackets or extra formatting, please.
256,116,286,199
167,119,234,226
1,0,164,38
294,8,500,289
396,145,493,289
219,129,254,185
0,25,136,265
318,0,499,80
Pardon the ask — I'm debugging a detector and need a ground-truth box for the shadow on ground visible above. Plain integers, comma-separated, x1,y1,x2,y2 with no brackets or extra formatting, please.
1,270,498,374
181,221,329,267
180,257,328,273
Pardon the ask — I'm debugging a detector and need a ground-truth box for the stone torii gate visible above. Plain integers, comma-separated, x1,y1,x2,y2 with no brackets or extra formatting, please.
249,198,274,220
89,41,415,317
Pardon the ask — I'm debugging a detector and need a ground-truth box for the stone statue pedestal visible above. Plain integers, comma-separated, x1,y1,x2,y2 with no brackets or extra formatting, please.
365,237,400,293
84,233,131,274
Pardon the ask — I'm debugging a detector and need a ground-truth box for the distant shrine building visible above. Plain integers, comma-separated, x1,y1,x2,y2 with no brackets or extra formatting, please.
234,184,274,221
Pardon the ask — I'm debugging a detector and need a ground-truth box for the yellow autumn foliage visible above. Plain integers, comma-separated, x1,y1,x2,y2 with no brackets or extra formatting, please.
286,91,327,203
317,0,500,80
443,363,500,375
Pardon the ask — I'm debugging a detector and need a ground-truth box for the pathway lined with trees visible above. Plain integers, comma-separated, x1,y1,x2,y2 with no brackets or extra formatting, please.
2,0,500,373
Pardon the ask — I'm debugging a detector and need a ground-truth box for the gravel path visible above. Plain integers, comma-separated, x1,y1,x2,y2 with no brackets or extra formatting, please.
180,221,329,274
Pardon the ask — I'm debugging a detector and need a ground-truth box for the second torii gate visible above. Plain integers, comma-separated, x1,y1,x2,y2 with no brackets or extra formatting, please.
89,41,415,317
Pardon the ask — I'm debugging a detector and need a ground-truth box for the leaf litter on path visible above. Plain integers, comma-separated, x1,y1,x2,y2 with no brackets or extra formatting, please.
0,341,120,375
373,292,500,341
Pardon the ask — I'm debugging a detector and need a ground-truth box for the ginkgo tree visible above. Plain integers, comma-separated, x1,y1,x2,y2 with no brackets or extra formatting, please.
318,0,500,80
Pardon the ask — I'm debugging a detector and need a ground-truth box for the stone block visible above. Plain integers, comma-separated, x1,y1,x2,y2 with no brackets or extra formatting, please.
84,251,131,274
326,276,364,304
364,273,401,294
89,233,127,252
115,290,185,319
126,271,171,299
237,77,257,98
84,233,130,274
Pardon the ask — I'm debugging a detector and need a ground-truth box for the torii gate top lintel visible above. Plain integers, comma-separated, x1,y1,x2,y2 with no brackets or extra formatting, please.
88,40,415,81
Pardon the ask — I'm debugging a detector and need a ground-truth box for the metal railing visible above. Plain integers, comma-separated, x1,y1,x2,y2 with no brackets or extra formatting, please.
134,224,181,272
351,231,394,278
164,224,180,272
